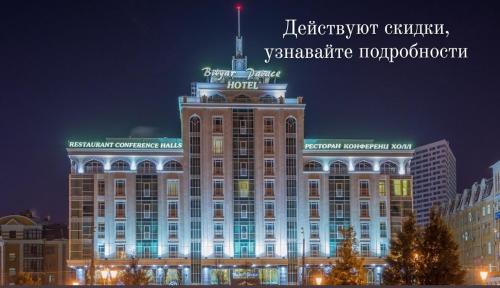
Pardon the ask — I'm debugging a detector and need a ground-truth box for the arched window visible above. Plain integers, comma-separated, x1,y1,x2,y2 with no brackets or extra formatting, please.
233,94,251,103
355,161,372,172
137,160,156,174
84,160,104,174
111,160,130,171
304,161,322,172
286,117,296,134
330,161,348,175
164,160,183,172
208,94,227,103
380,161,398,175
259,95,277,104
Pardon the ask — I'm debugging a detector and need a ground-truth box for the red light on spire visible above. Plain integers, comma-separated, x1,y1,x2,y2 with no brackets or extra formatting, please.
235,3,243,11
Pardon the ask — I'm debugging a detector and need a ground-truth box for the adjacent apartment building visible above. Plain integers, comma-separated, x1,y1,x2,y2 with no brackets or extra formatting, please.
66,16,414,285
0,215,69,285
411,139,457,225
443,160,500,284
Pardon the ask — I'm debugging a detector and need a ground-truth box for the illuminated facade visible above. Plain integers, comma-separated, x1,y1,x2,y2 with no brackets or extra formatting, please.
66,13,414,285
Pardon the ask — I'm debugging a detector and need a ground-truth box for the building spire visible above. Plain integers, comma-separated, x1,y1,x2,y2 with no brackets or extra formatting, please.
232,3,247,71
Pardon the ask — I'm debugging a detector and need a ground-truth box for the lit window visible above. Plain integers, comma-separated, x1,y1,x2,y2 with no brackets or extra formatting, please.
264,159,274,176
115,202,125,218
265,244,275,257
265,222,274,239
168,223,178,239
214,223,224,239
264,202,274,218
167,179,179,197
214,202,224,218
310,243,320,257
212,116,223,133
309,180,320,197
213,180,224,197
115,222,125,240
310,223,319,239
213,136,224,155
360,223,370,239
360,202,370,218
309,202,319,218
378,180,386,196
264,138,274,154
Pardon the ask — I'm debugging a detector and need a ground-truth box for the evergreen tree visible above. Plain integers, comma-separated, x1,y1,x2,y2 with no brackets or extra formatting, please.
383,212,420,284
327,226,366,285
120,258,152,285
417,208,465,284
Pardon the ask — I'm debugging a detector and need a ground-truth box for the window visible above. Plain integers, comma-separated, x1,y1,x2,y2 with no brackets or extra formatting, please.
265,222,274,239
214,222,224,239
239,140,247,155
115,202,125,218
169,245,178,258
116,244,126,259
359,180,369,197
264,138,274,154
213,180,224,197
97,223,105,239
143,203,151,219
309,180,319,197
214,244,224,258
214,202,224,218
360,243,370,257
304,161,323,172
212,116,223,133
360,202,370,218
241,246,249,257
168,201,178,218
380,201,387,217
98,244,105,258
8,253,15,261
98,180,105,196
111,160,130,171
265,244,275,257
331,161,348,174
167,179,179,197
336,225,344,239
309,202,319,218
263,117,274,133
264,159,274,176
212,136,224,155
143,183,151,197
241,204,248,219
336,203,344,218
115,222,125,240
335,182,344,197
391,179,411,196
380,161,398,175
115,179,126,197
310,223,319,239
361,223,370,239
98,201,105,217
239,119,248,134
240,162,248,177
214,223,224,239
164,160,182,172
355,161,372,172
241,225,248,239
137,160,156,174
380,222,387,238
9,268,16,277
264,180,274,197
84,160,104,173
380,243,387,257
264,202,274,218
213,159,223,176
143,225,151,240
378,180,386,196
168,223,178,239
310,243,320,257
144,246,151,258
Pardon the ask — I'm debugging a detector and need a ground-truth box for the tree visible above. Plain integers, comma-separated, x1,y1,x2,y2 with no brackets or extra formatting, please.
327,226,366,285
383,212,420,284
16,272,41,285
120,258,152,285
417,208,465,284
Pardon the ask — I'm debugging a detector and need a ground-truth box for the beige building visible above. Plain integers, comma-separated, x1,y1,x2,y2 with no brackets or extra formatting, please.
443,164,497,284
0,215,69,285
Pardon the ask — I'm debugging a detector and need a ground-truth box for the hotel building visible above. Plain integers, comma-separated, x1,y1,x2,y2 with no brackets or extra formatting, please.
411,139,456,225
66,15,414,285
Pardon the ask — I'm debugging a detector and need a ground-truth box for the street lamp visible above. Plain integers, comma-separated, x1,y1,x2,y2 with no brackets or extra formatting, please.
479,270,488,284
314,276,322,285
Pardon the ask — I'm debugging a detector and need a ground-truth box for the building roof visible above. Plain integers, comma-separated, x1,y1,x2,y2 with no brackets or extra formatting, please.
0,215,38,226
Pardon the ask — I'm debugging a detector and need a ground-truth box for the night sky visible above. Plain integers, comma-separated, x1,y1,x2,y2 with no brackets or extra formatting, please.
1,0,499,223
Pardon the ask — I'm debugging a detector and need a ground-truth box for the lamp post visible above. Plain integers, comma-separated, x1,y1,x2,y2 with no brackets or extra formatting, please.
479,270,488,285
